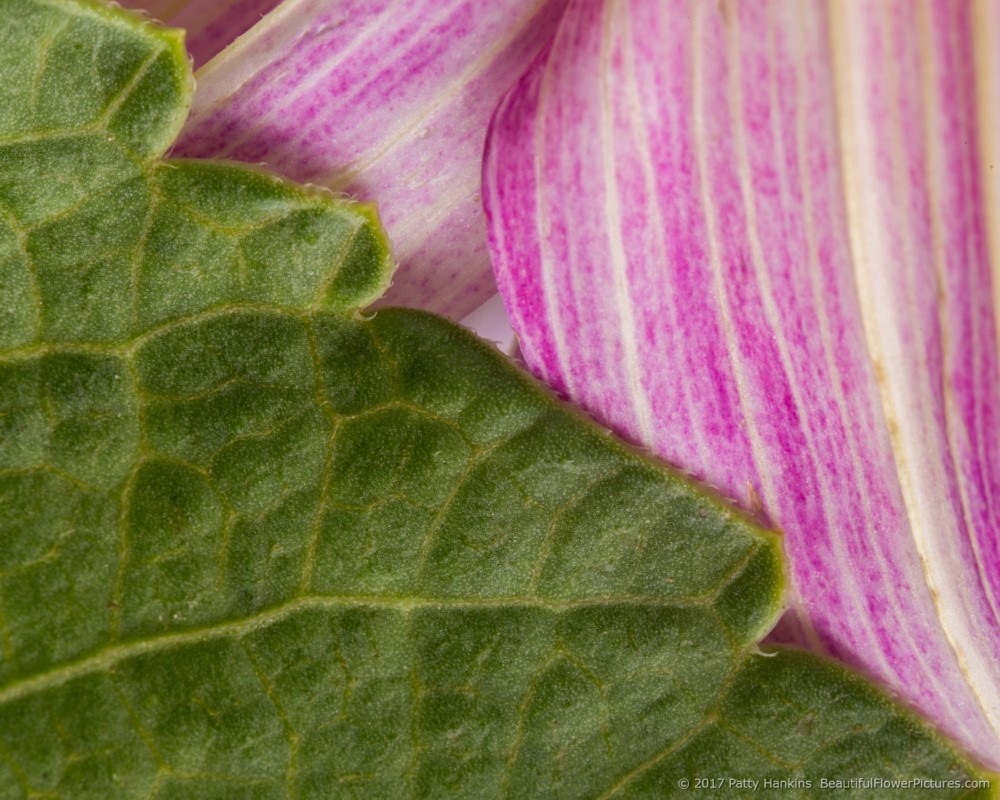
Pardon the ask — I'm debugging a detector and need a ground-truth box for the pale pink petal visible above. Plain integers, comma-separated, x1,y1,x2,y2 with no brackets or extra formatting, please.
173,0,569,319
460,293,519,357
973,0,1000,359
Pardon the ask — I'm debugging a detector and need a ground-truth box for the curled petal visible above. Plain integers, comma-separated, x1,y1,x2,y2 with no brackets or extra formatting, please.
830,0,1000,761
484,0,1000,765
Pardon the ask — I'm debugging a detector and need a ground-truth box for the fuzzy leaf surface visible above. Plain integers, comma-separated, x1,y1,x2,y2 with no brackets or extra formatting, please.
0,2,992,798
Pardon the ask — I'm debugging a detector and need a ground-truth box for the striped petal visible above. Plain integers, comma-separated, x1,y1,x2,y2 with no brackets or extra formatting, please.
172,0,569,318
831,0,1000,760
977,0,1000,342
484,0,1000,765
116,0,281,65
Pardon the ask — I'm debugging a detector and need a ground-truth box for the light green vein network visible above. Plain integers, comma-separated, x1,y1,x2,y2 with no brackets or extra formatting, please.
0,1,993,798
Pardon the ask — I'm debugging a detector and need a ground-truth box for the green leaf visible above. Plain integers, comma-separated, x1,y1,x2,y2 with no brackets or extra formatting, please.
0,2,992,798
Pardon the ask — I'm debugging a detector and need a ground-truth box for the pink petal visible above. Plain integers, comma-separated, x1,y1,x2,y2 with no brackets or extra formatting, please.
830,0,1000,757
484,0,1000,765
173,0,569,318
116,0,281,66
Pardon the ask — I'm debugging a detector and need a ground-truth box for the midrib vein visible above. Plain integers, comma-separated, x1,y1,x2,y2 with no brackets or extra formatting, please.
0,593,709,706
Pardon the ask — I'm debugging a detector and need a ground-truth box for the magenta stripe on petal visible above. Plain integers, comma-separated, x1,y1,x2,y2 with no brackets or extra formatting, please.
484,0,1000,765
172,0,569,319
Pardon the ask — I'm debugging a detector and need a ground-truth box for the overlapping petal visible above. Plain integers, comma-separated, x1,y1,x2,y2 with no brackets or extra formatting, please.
167,0,568,319
117,0,281,65
484,0,1000,766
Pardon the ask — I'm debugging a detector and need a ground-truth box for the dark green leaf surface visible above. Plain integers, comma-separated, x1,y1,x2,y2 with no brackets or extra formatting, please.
0,2,993,798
